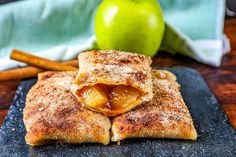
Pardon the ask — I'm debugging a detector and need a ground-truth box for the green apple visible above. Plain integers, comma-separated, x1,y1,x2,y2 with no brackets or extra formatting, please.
94,0,165,57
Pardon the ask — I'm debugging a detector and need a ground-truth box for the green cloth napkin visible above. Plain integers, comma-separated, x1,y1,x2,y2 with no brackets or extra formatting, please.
0,0,228,70
159,0,229,66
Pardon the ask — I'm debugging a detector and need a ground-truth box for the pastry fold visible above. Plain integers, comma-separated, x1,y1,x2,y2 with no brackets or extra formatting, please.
71,50,153,117
23,71,111,146
111,70,197,141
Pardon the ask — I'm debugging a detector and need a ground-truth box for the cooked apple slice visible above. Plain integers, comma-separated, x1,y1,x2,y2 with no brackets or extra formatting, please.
79,85,109,108
110,86,140,110
76,84,142,116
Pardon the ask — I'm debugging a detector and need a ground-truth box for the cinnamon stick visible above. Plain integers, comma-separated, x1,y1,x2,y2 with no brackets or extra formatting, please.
0,60,78,81
10,49,78,71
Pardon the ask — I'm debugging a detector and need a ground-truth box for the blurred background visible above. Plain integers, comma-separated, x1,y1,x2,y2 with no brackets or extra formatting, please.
226,0,236,18
0,0,235,17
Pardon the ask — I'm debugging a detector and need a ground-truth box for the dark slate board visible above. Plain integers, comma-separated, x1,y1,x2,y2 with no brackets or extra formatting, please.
0,67,235,157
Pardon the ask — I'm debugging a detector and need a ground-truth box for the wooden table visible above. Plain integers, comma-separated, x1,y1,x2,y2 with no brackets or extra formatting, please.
0,19,236,130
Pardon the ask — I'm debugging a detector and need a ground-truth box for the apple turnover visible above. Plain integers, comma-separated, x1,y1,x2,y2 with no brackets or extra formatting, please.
23,71,111,146
111,70,197,141
71,50,153,117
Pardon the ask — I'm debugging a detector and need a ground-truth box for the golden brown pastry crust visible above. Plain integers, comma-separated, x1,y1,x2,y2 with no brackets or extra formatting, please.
71,50,153,116
23,71,111,146
111,70,197,142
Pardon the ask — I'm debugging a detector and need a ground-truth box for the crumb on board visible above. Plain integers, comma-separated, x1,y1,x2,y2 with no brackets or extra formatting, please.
11,128,15,131
117,141,121,145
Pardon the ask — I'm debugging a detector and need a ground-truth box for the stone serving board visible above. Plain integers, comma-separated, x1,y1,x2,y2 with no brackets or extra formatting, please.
0,67,235,157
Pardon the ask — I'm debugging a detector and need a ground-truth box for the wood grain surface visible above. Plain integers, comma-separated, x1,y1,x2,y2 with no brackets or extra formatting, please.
0,19,235,129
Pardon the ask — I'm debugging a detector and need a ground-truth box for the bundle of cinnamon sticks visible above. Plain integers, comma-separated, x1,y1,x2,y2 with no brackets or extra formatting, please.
0,49,79,81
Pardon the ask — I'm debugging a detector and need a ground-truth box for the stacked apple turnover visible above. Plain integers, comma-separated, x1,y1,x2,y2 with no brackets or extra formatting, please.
71,50,153,116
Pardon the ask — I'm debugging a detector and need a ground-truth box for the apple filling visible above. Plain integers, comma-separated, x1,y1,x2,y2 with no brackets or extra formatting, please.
77,84,142,116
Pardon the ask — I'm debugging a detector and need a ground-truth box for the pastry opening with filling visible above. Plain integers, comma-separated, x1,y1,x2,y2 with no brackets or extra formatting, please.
76,84,143,116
